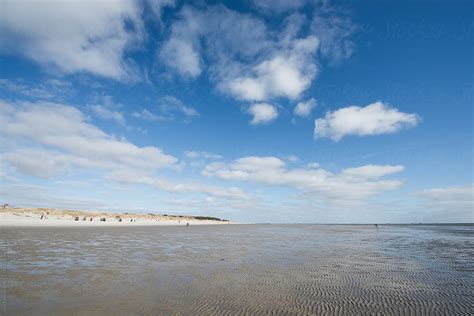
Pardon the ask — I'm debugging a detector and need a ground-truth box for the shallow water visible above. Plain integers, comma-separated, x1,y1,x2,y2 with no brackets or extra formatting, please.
1,224,473,315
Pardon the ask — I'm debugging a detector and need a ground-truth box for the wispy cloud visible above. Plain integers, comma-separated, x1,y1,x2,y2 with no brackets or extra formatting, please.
132,96,200,123
108,169,249,200
0,78,73,100
159,96,199,119
294,98,317,117
90,105,126,126
251,0,308,14
132,109,166,122
185,151,222,160
414,184,474,222
310,5,358,64
416,185,474,209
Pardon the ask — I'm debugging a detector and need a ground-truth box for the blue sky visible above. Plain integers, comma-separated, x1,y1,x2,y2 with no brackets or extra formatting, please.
0,0,472,223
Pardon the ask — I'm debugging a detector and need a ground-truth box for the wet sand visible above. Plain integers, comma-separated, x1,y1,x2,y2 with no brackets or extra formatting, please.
1,225,473,315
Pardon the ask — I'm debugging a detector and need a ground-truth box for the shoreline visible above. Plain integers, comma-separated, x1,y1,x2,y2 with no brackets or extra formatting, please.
0,207,236,227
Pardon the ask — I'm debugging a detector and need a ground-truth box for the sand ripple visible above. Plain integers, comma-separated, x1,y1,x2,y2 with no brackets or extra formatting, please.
1,225,473,315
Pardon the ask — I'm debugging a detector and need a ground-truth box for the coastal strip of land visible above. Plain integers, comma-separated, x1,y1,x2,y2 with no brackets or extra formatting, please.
0,206,234,227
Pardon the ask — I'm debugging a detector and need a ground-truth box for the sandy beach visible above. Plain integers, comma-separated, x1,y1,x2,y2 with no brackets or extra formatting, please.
0,207,234,227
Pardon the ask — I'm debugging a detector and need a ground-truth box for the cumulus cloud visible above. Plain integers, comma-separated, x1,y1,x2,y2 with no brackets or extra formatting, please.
294,98,317,117
0,0,170,80
160,5,322,103
203,156,404,201
315,101,420,141
226,36,319,101
247,103,279,125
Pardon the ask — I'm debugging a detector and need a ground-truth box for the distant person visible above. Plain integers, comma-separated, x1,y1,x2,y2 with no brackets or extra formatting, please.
375,224,378,228
186,222,189,227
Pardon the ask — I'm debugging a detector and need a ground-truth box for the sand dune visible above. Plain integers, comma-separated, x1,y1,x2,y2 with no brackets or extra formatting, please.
0,206,233,226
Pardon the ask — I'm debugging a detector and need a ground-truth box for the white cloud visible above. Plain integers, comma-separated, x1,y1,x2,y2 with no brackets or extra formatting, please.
247,103,279,125
184,151,223,169
90,105,126,126
0,0,173,80
2,149,73,179
160,5,321,103
0,100,250,202
0,100,178,178
108,170,248,200
342,165,405,179
160,37,202,77
315,101,420,141
294,97,317,117
185,151,222,160
203,156,404,202
415,185,474,221
160,5,270,79
225,36,319,101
